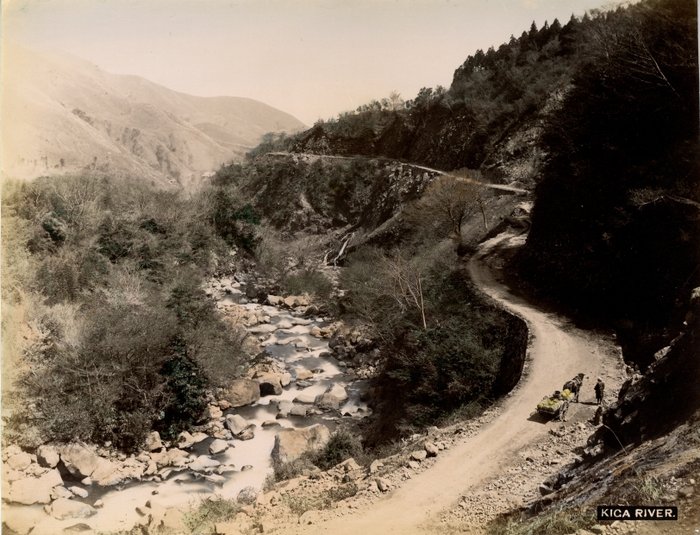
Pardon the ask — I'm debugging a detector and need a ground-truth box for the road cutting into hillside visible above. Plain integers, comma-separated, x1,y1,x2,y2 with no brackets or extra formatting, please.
267,151,528,194
293,231,612,534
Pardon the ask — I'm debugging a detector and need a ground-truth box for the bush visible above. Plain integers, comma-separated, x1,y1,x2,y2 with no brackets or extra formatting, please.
312,429,364,470
345,244,526,445
184,497,241,535
157,350,208,440
283,269,333,299
269,456,316,483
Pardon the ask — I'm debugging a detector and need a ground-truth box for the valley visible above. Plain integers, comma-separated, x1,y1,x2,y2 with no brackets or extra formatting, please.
2,0,699,534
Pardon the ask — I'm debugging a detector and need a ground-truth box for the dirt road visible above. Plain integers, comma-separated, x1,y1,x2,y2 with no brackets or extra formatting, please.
267,151,528,194
296,232,611,534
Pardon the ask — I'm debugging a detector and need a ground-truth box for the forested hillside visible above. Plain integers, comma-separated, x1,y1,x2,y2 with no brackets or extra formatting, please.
269,10,605,183
519,0,698,368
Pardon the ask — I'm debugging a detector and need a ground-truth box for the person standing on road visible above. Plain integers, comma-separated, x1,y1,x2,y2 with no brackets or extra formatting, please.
595,378,605,405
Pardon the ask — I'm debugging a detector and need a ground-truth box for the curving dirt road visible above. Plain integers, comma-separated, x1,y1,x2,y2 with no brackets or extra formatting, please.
267,151,528,194
295,231,611,534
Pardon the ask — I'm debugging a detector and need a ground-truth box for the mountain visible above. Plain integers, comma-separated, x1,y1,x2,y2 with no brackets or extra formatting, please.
1,47,305,187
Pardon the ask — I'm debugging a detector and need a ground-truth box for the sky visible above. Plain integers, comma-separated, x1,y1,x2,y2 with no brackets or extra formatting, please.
2,0,621,124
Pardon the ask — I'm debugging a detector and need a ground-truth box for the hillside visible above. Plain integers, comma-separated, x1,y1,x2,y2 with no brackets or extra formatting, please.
273,13,589,187
1,47,305,187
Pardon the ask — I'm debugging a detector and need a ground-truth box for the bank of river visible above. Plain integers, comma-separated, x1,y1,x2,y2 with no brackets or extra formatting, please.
2,275,369,534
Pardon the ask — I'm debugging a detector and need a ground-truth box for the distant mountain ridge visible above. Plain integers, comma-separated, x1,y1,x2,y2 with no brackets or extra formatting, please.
1,47,305,187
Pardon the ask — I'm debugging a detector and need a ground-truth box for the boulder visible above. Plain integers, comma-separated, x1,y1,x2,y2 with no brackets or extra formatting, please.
188,456,221,473
267,295,283,306
271,424,331,463
237,486,258,505
144,431,163,452
146,506,186,533
68,486,89,499
224,414,253,436
7,452,33,471
153,448,189,468
410,450,427,462
224,379,261,408
339,458,361,472
376,477,391,492
2,507,49,535
257,374,284,396
209,439,229,455
5,469,63,505
369,460,384,475
48,498,97,520
276,400,294,418
59,444,99,478
3,444,22,461
315,384,348,410
191,432,210,444
283,295,310,308
237,428,255,441
51,486,74,500
295,368,314,381
424,442,439,457
289,404,309,417
293,391,317,404
205,405,223,420
280,372,292,387
176,431,196,449
248,324,278,335
91,460,126,486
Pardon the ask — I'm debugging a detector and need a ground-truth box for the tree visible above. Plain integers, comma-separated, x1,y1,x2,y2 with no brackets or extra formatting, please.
408,175,484,247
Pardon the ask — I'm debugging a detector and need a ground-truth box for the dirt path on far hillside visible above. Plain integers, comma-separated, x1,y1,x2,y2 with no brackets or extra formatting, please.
267,152,528,194
292,232,613,534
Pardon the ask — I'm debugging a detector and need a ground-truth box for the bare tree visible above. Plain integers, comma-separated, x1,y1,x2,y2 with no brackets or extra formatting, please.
408,174,485,245
383,253,427,330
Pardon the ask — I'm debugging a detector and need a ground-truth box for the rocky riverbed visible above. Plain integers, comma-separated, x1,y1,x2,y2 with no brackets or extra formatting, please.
2,275,370,535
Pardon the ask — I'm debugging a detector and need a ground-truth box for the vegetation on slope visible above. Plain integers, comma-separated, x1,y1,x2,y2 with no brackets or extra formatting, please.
263,11,613,178
519,0,699,368
340,245,526,444
2,176,252,450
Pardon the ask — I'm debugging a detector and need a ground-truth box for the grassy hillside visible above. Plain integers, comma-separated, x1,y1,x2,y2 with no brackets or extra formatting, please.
1,47,305,187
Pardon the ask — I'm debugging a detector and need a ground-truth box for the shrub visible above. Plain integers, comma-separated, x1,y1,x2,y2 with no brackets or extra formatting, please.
312,429,364,470
270,456,315,483
282,269,333,299
157,350,208,440
184,497,241,534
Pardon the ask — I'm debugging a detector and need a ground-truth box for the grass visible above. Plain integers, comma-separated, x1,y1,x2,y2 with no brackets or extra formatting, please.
486,506,594,535
282,482,359,517
625,476,665,503
183,497,241,534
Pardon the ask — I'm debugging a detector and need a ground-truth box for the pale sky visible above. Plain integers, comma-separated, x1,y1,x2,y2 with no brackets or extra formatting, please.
2,0,620,124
